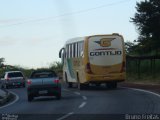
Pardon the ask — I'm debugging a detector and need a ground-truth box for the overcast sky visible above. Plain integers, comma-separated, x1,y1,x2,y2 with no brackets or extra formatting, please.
0,0,141,68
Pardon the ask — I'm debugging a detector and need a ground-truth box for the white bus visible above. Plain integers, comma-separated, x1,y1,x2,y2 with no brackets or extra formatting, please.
59,34,126,89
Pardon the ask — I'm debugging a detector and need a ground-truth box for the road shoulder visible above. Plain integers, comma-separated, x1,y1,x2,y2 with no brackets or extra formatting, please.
0,89,15,107
119,82,160,95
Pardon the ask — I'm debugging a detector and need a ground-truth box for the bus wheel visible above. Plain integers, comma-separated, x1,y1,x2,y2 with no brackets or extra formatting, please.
68,82,73,88
106,82,117,89
95,83,101,87
78,83,88,90
78,83,84,90
112,82,117,88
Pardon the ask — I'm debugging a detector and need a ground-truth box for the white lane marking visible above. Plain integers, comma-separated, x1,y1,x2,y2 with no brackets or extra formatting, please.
122,87,160,98
74,92,81,95
79,102,87,108
82,96,87,100
0,91,19,109
56,112,74,120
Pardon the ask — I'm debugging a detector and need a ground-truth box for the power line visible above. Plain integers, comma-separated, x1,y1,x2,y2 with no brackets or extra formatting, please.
0,0,132,28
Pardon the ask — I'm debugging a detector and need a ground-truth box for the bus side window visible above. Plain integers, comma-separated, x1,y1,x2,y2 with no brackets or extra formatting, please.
81,42,84,57
75,43,78,58
69,44,72,58
67,45,70,58
73,43,76,58
77,43,79,57
78,41,84,57
67,45,69,58
78,42,81,57
71,44,74,58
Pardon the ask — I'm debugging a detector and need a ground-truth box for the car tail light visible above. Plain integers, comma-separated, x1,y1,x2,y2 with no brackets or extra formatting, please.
27,79,32,85
86,63,92,74
6,76,10,80
54,79,60,84
120,61,126,73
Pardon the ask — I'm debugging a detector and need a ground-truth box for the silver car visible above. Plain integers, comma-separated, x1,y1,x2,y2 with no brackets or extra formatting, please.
1,71,26,89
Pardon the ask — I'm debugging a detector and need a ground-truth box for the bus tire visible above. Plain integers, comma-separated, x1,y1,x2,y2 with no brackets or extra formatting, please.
79,83,88,90
79,84,84,90
76,73,82,90
68,82,73,88
106,82,117,89
95,83,101,87
113,82,117,88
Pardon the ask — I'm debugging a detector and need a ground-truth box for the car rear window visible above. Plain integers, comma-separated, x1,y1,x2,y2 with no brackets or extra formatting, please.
30,71,57,79
8,72,23,78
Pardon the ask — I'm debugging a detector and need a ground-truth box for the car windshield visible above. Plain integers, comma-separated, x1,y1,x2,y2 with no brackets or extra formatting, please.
8,72,23,78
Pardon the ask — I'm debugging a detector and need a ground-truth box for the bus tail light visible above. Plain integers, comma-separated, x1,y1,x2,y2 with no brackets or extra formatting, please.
120,61,126,73
27,79,32,85
86,63,93,74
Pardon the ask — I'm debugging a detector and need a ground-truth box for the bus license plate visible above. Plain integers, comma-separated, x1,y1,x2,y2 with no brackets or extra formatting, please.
39,90,48,94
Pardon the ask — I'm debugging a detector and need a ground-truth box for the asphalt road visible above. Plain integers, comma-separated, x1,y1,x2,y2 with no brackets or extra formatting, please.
0,85,160,120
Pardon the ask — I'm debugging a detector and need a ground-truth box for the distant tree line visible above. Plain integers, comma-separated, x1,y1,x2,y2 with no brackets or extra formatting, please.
0,58,62,78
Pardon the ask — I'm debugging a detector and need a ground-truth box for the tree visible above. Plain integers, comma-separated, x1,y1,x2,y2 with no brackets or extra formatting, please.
49,61,63,73
0,58,5,67
125,41,135,54
131,0,160,55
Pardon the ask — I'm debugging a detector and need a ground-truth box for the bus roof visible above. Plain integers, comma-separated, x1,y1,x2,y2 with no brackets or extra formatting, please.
65,37,85,45
65,33,122,45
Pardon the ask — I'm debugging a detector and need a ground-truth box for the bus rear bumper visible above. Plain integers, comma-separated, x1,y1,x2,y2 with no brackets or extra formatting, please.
86,73,126,83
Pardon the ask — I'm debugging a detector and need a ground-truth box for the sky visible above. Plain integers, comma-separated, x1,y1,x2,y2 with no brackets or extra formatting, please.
0,0,142,68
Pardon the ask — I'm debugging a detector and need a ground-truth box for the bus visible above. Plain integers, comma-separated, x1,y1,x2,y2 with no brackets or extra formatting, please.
59,33,126,89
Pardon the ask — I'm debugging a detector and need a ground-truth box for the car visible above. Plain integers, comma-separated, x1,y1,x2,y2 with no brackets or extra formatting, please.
27,70,61,102
1,71,26,89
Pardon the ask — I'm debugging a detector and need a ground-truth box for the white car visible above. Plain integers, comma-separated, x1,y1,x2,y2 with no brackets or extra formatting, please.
1,71,26,89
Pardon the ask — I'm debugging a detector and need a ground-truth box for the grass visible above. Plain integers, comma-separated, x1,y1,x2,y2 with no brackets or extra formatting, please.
126,58,160,84
126,72,160,84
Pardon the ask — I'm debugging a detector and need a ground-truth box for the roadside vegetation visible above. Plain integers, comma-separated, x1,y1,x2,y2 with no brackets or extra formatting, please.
126,0,160,84
0,59,62,78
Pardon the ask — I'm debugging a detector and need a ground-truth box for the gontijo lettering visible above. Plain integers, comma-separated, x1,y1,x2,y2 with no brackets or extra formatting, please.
90,50,122,56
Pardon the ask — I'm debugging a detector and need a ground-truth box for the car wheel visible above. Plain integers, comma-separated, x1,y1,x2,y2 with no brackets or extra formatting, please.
23,84,26,88
1,85,4,89
4,84,9,89
56,93,61,100
28,95,33,102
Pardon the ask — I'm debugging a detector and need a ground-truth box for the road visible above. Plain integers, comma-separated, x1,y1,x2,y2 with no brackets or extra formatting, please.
0,85,160,120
